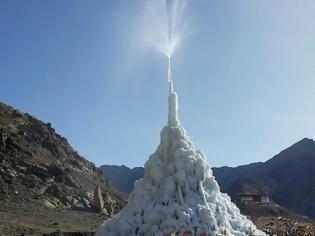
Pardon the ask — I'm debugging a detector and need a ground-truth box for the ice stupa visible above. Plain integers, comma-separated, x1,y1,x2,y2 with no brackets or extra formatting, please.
95,59,265,236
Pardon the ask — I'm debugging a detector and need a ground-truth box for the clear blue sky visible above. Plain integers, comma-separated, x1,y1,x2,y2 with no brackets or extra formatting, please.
1,0,315,168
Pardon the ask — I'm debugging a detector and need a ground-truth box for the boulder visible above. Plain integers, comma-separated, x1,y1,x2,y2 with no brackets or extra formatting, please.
0,176,8,194
64,175,78,188
73,202,85,208
45,184,63,199
48,164,64,177
42,199,56,209
81,197,91,208
27,165,50,179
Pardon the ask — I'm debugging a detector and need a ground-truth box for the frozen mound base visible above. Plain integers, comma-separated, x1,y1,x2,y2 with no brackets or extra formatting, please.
95,90,265,236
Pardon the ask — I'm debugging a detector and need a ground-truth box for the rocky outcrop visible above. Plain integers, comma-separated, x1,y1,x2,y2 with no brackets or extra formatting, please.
0,131,7,150
93,186,105,214
0,101,126,215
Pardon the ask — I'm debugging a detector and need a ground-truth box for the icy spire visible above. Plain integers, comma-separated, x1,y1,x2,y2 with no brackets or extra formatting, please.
167,57,180,127
168,57,173,94
95,58,265,236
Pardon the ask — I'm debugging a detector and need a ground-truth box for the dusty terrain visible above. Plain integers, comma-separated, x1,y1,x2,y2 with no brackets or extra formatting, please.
257,217,315,235
240,203,315,235
0,201,106,236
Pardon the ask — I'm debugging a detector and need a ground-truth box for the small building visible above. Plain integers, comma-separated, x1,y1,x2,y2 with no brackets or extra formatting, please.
234,192,270,205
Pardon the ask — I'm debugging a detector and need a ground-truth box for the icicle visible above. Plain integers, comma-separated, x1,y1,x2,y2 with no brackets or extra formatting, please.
199,181,209,209
177,185,184,205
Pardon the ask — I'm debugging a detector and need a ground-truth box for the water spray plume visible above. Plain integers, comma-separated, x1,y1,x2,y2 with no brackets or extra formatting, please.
143,0,187,95
145,0,187,59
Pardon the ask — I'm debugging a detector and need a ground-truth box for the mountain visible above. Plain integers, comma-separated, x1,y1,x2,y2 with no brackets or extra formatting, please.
100,138,315,220
100,165,144,195
214,138,315,220
0,101,126,235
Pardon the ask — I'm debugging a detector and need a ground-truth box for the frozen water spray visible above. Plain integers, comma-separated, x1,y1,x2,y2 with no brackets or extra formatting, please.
163,0,184,128
95,1,266,235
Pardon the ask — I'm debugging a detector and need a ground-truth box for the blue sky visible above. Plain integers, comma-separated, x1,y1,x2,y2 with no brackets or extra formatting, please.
1,0,315,168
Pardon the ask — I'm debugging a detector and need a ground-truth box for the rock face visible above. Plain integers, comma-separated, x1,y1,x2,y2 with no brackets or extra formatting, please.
0,101,125,214
96,81,264,235
94,186,105,213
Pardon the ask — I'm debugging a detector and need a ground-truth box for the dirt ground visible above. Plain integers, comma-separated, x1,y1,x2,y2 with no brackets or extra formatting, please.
0,201,107,236
256,217,315,236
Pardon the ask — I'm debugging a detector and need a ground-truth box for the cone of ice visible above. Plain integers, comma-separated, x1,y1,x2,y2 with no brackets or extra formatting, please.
95,61,265,236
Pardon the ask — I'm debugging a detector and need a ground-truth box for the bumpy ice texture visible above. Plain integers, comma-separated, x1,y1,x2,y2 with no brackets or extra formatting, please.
96,90,265,236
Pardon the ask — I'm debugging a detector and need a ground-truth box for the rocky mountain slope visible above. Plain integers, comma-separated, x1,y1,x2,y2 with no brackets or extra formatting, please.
0,101,126,235
214,138,315,220
100,138,315,220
